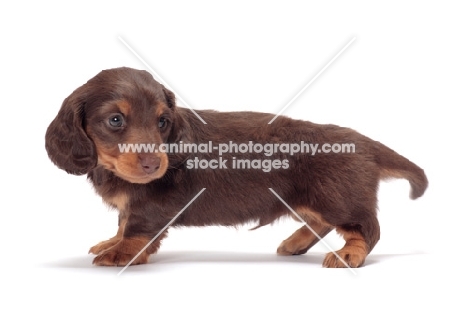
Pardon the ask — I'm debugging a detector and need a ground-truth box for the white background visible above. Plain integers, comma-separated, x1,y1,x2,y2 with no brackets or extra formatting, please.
1,1,466,310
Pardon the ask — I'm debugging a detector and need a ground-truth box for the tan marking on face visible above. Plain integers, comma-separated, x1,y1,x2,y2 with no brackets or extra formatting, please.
156,102,167,118
92,137,169,184
85,99,169,184
116,100,131,116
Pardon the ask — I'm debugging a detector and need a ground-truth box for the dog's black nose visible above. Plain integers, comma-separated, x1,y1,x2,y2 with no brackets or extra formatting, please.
138,155,161,174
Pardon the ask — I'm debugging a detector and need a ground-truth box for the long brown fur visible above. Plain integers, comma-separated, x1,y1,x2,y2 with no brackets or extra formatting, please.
45,67,428,268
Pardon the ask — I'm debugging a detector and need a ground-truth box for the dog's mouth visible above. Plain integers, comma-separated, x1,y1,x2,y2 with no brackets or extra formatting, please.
97,152,169,184
114,171,166,184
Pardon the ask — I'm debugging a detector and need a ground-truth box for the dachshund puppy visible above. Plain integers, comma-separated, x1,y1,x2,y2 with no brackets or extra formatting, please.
45,67,428,268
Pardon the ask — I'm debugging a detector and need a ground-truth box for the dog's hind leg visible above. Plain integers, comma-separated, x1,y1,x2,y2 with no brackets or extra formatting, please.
277,223,332,255
322,214,380,268
277,208,333,255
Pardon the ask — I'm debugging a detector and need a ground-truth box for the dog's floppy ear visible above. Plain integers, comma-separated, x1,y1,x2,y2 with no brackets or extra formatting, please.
163,85,176,110
45,85,97,175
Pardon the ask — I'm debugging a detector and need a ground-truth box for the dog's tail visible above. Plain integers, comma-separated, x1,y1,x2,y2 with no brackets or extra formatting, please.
372,142,428,199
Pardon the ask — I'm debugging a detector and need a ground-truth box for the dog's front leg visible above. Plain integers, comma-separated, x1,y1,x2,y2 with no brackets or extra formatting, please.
92,213,168,266
89,212,128,255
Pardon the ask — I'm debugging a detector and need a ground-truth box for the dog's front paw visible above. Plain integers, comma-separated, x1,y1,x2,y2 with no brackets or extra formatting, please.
92,237,150,266
89,237,120,255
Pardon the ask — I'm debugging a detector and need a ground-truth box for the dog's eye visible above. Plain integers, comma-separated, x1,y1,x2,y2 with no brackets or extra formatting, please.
109,114,124,128
158,117,167,129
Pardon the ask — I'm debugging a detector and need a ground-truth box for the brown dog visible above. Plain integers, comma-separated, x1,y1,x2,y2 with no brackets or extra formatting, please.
45,67,428,268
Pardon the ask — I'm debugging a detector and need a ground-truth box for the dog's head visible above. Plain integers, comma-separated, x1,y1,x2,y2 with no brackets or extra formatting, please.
45,67,178,183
